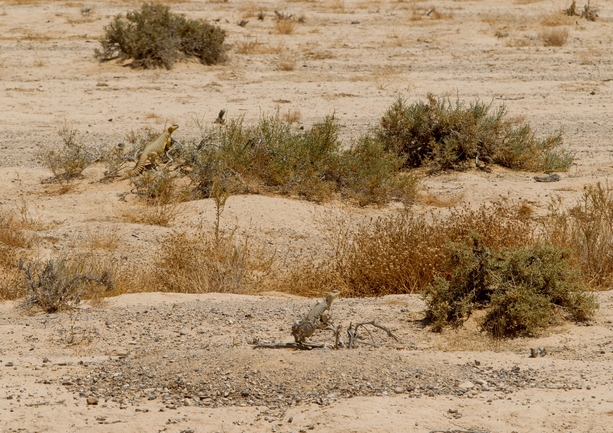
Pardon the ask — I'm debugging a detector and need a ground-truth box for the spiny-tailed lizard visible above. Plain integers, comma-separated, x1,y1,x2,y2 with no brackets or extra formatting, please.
121,124,178,179
292,290,340,344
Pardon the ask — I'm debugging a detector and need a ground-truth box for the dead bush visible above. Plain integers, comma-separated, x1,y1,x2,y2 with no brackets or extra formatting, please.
539,27,570,46
95,3,226,69
38,121,97,185
544,182,613,288
19,255,114,313
377,94,573,173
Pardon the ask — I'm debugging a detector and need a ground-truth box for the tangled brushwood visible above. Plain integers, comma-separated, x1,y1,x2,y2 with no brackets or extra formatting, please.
95,3,226,69
19,257,114,313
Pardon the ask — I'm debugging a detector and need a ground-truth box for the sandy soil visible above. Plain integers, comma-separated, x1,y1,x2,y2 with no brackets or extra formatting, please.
1,0,613,431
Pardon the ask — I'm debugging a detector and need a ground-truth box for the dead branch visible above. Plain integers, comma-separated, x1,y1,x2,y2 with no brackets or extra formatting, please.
347,321,402,349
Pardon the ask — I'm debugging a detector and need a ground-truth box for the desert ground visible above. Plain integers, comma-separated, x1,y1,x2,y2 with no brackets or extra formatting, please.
1,0,613,431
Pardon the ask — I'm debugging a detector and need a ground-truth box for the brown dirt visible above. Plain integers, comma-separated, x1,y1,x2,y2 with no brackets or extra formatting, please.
1,0,613,431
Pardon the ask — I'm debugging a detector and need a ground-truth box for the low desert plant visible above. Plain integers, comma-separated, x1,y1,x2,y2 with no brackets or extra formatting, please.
424,239,597,337
539,27,570,46
377,94,573,172
544,182,613,288
277,54,296,71
0,209,29,300
180,112,417,205
275,200,534,297
19,255,114,313
95,3,226,69
38,121,97,185
151,192,275,294
275,18,296,35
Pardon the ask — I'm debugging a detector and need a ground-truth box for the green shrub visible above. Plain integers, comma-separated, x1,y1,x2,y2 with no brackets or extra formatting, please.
377,94,573,172
180,112,416,205
424,240,597,338
95,3,226,69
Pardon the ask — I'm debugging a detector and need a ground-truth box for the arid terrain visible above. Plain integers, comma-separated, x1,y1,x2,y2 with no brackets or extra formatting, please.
1,0,613,431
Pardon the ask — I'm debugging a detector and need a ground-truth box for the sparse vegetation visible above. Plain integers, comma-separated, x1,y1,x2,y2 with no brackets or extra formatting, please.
545,182,613,289
539,27,570,47
19,255,114,313
150,191,275,294
279,200,534,298
37,121,97,185
377,94,573,173
95,3,226,69
179,112,417,205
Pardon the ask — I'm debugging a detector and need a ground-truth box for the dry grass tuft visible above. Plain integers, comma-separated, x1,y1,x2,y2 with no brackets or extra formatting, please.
19,254,115,313
541,9,574,26
0,207,34,301
277,55,296,71
277,200,534,297
544,182,613,289
275,19,296,35
282,109,301,123
539,27,570,46
119,199,185,227
84,228,121,252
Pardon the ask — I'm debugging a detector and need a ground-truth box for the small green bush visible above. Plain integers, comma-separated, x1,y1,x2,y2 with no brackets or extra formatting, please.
424,239,597,338
377,94,573,172
95,3,226,69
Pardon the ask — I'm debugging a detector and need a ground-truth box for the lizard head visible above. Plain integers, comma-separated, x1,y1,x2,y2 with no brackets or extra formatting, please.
168,124,179,134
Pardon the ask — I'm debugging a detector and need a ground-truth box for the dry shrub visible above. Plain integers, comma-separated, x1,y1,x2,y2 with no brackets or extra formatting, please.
120,199,185,227
150,227,274,294
282,109,301,123
377,94,573,173
539,27,569,46
19,254,115,313
38,121,97,185
95,3,226,69
84,228,121,251
541,9,574,26
120,167,186,226
235,38,261,54
275,19,296,35
544,182,613,289
0,208,34,249
279,200,534,297
0,206,38,301
277,55,296,71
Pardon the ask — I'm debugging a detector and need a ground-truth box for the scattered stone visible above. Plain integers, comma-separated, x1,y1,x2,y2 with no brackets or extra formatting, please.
458,381,475,391
87,397,99,405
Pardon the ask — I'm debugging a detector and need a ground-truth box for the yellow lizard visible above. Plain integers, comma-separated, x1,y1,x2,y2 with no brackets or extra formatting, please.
121,124,179,179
